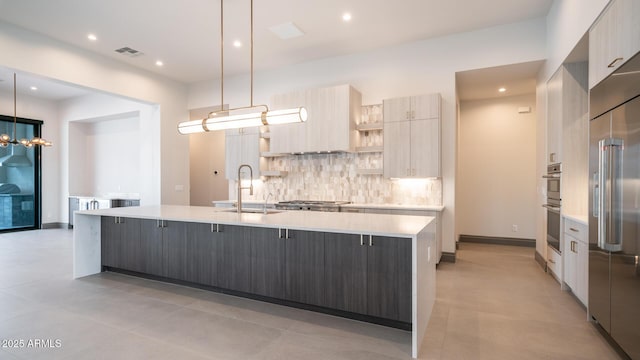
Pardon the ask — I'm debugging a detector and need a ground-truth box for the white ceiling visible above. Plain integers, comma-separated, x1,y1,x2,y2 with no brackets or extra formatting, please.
0,0,554,86
456,61,545,101
0,68,92,101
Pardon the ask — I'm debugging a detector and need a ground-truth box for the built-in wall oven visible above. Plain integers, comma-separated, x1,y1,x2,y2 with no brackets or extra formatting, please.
543,163,561,253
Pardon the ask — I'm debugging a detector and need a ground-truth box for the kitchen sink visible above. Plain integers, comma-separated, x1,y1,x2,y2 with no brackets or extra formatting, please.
220,208,282,214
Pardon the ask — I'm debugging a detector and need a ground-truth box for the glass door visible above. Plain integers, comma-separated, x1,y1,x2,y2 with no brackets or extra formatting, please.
0,115,42,231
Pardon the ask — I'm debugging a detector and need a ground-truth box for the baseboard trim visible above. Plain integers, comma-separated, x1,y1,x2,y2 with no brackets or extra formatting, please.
458,234,535,248
535,250,547,271
42,222,68,229
440,252,456,263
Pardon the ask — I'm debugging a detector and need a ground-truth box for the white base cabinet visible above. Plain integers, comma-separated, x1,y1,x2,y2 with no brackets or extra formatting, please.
562,216,588,307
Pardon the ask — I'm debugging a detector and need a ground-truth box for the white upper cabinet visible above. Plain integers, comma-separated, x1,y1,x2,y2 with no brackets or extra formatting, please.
589,0,640,89
269,84,361,154
225,127,260,180
383,93,441,178
546,67,563,164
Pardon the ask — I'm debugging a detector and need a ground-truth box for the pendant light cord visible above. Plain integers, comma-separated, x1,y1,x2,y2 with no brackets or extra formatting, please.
220,0,224,110
250,0,254,107
13,73,17,141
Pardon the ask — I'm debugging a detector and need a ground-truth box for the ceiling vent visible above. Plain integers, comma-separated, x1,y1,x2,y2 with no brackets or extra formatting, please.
114,47,144,58
268,22,305,40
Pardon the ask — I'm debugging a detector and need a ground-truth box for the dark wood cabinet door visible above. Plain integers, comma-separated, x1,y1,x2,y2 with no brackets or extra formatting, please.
163,221,188,281
285,230,324,305
397,237,412,323
250,227,285,299
185,222,215,286
217,225,251,293
101,216,120,268
366,236,401,320
118,217,142,272
324,232,367,314
139,219,164,276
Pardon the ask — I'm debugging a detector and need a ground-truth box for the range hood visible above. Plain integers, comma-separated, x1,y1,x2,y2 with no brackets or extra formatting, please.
0,145,32,167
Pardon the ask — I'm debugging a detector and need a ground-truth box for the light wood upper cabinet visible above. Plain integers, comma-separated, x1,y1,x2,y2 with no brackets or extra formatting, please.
225,127,260,180
589,0,640,89
546,67,563,164
384,94,440,122
269,84,361,154
383,93,441,178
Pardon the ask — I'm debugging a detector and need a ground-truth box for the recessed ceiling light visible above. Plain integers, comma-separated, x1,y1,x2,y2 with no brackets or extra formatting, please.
30,86,38,91
87,34,97,41
233,40,242,48
498,87,507,93
342,13,352,22
155,60,164,67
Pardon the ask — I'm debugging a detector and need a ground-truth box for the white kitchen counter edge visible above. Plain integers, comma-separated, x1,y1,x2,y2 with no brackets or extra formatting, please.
342,203,444,211
563,213,588,225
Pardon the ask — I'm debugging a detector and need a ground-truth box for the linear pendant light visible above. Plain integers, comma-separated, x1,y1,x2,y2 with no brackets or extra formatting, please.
0,73,53,148
178,0,307,135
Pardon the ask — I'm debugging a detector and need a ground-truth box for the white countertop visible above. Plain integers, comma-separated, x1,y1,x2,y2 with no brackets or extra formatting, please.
212,200,277,206
563,213,588,225
77,205,434,238
342,203,444,212
70,194,140,200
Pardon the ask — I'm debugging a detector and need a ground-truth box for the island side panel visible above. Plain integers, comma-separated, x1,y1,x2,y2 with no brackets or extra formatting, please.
412,220,436,358
73,213,102,279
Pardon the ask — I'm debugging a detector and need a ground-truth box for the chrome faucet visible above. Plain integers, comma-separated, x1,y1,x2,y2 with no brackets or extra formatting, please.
263,193,273,214
237,164,254,213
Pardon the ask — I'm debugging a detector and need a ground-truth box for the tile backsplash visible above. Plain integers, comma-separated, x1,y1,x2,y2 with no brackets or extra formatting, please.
228,104,442,205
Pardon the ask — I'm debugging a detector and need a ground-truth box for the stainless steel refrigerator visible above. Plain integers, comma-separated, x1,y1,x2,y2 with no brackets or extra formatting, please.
589,51,640,359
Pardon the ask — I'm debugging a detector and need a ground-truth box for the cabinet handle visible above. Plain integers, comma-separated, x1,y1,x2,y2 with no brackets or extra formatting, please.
286,228,290,239
607,57,624,68
211,223,221,233
369,235,373,246
360,234,364,246
114,217,118,224
406,111,410,120
216,224,220,233
411,110,415,119
569,227,579,233
278,228,282,239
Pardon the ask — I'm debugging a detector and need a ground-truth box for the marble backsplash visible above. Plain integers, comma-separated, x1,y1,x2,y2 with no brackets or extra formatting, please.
228,104,442,205
231,152,442,205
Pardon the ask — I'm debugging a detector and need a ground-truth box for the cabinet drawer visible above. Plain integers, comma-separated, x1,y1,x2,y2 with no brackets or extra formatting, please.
546,247,561,278
563,218,587,243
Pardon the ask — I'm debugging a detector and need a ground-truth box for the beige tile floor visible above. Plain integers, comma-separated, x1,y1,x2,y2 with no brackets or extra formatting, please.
0,229,622,359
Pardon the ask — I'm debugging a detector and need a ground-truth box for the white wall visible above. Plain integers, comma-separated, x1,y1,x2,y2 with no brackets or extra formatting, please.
189,18,547,254
0,89,60,224
458,94,537,239
0,20,190,219
59,93,158,223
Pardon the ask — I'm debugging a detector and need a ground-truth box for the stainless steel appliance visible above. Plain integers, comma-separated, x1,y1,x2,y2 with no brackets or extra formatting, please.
543,163,562,253
589,50,640,359
275,200,351,212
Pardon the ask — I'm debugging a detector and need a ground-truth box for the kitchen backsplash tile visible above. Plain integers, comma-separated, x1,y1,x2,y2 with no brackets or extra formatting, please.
228,104,442,205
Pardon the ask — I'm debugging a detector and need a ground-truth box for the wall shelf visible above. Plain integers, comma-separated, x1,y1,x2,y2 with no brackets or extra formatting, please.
356,168,383,175
260,170,288,177
260,152,287,158
356,146,384,153
356,123,383,131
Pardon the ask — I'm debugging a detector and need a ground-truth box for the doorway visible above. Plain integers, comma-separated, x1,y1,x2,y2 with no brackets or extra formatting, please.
0,115,43,231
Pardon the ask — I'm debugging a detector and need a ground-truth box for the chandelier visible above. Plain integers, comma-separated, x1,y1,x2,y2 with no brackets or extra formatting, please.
0,73,52,148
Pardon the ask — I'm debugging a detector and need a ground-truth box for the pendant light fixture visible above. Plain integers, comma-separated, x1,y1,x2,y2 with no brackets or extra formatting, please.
178,0,307,135
0,73,53,148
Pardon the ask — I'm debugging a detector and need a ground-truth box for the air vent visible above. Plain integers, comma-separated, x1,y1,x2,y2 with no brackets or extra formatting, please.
114,46,144,58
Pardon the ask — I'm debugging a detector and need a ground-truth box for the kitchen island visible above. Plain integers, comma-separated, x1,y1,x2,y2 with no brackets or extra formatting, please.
73,205,435,358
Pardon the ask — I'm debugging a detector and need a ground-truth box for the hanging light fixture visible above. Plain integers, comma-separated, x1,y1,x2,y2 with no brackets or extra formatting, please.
178,0,307,135
0,73,53,148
